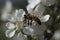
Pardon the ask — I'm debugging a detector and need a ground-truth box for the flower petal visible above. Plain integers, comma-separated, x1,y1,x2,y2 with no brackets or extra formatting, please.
31,24,46,40
17,32,27,40
26,4,34,13
27,0,40,13
23,27,34,36
8,16,16,22
40,14,50,22
43,0,55,6
5,29,16,38
19,9,25,17
34,4,45,18
6,22,16,29
14,9,25,21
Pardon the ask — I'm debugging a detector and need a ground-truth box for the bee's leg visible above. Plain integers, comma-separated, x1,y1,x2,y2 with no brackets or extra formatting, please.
29,17,33,25
27,19,32,26
29,19,32,26
30,20,32,25
28,19,29,25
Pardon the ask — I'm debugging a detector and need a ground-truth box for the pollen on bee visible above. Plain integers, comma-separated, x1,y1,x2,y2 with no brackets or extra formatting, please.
32,20,37,25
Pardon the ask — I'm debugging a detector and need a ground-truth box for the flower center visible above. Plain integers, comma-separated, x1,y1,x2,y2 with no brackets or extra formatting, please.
15,21,23,32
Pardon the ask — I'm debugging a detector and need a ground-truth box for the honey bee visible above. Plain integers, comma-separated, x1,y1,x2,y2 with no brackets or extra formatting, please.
24,13,41,25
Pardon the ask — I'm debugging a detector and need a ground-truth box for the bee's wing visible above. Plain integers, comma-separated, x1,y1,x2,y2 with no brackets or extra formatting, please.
34,4,45,17
40,14,50,22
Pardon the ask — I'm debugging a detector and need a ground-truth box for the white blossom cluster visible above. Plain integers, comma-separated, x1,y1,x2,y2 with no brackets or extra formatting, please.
1,0,56,40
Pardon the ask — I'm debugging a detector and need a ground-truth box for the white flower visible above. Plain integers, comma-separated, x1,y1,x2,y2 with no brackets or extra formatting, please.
23,23,47,39
33,5,50,23
3,0,51,39
7,9,25,22
1,0,27,39
5,22,27,40
27,4,50,23
23,14,50,37
5,9,26,38
5,22,16,38
27,0,55,15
